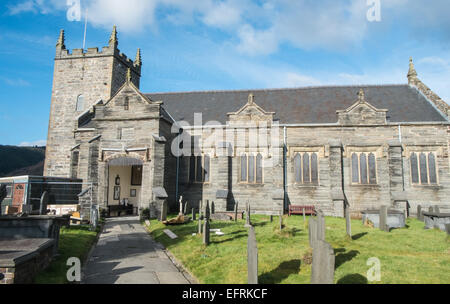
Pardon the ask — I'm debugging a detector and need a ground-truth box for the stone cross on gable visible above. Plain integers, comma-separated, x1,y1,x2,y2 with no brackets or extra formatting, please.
248,93,255,105
358,89,365,103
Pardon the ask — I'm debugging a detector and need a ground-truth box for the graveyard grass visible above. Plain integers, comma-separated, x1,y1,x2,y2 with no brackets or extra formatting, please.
147,215,450,284
34,225,98,284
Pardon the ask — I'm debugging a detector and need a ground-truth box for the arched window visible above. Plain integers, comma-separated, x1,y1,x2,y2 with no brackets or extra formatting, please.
302,153,310,183
351,153,359,183
76,95,84,112
240,153,263,184
410,153,419,184
360,153,368,184
240,154,247,182
204,155,210,183
311,153,318,184
196,155,203,182
368,153,377,184
256,153,263,184
419,153,428,184
70,151,79,179
352,152,378,185
294,153,302,183
428,153,437,184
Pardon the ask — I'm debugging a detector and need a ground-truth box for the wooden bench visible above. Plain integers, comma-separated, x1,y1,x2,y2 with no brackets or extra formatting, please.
289,205,317,216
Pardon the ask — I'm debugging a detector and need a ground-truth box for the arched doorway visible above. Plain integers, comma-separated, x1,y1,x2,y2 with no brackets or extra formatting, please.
107,156,143,216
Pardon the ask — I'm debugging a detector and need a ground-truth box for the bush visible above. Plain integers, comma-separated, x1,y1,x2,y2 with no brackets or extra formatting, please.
141,208,150,220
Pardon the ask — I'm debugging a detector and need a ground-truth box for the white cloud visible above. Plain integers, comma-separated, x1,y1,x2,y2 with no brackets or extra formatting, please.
1,77,31,87
19,140,47,147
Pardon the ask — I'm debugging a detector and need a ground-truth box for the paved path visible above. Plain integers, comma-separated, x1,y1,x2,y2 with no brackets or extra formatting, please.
83,216,192,284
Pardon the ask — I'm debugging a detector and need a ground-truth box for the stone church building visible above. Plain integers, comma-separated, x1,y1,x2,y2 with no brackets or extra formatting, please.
44,28,450,217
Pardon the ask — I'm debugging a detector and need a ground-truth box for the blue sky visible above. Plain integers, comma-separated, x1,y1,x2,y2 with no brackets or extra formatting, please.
1,0,449,146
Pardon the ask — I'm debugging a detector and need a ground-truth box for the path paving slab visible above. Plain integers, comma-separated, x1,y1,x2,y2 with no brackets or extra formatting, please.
83,216,191,284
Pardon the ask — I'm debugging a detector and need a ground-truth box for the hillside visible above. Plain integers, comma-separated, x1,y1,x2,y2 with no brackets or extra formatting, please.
0,145,46,177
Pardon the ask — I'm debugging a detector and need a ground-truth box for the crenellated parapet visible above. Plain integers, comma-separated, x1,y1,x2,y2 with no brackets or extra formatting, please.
54,27,142,76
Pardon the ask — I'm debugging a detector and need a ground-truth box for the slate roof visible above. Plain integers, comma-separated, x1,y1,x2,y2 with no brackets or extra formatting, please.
145,84,448,125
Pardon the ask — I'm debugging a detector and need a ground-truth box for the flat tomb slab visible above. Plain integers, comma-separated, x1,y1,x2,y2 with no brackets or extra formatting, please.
361,210,406,229
422,212,450,231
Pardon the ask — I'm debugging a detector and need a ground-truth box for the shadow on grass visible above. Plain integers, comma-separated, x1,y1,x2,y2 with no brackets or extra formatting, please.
212,233,247,244
259,259,301,284
352,232,368,241
337,274,368,284
335,250,360,269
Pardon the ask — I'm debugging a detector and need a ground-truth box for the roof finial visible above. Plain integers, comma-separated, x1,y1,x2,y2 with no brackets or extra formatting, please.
407,57,418,83
126,68,132,83
109,25,118,47
135,48,142,66
248,93,255,105
358,89,365,103
56,29,66,49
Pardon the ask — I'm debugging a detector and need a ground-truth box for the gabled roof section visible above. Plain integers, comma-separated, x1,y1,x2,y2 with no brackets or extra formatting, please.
103,70,152,107
227,93,275,122
337,89,388,125
145,84,448,125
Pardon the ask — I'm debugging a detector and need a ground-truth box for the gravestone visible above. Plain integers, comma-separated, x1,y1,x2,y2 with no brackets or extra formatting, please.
303,207,306,222
316,210,326,241
211,201,215,214
234,202,238,222
311,240,335,284
380,206,389,232
178,196,184,216
198,201,203,234
39,191,49,215
434,205,440,214
247,226,258,284
445,224,450,236
160,200,168,221
308,217,318,248
203,201,211,245
205,200,211,219
184,201,189,215
270,215,273,223
417,205,423,221
91,207,98,230
192,208,196,221
345,206,352,238
245,203,252,228
429,206,434,213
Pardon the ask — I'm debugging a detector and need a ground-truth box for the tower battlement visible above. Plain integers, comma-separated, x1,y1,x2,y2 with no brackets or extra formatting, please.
55,27,142,76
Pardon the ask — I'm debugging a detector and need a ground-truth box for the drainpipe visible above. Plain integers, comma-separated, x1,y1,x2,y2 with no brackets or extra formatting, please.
175,130,180,203
398,124,405,191
283,126,287,213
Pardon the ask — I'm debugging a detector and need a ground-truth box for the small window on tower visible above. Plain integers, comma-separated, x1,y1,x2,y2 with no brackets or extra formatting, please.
76,95,84,112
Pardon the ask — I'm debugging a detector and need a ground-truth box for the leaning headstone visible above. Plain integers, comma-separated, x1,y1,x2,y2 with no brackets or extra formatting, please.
417,205,423,221
311,240,335,284
164,229,178,240
380,205,389,232
345,207,352,238
234,202,238,222
244,203,252,228
39,191,49,215
184,201,189,215
247,226,258,284
308,217,318,248
160,200,168,221
203,217,210,245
